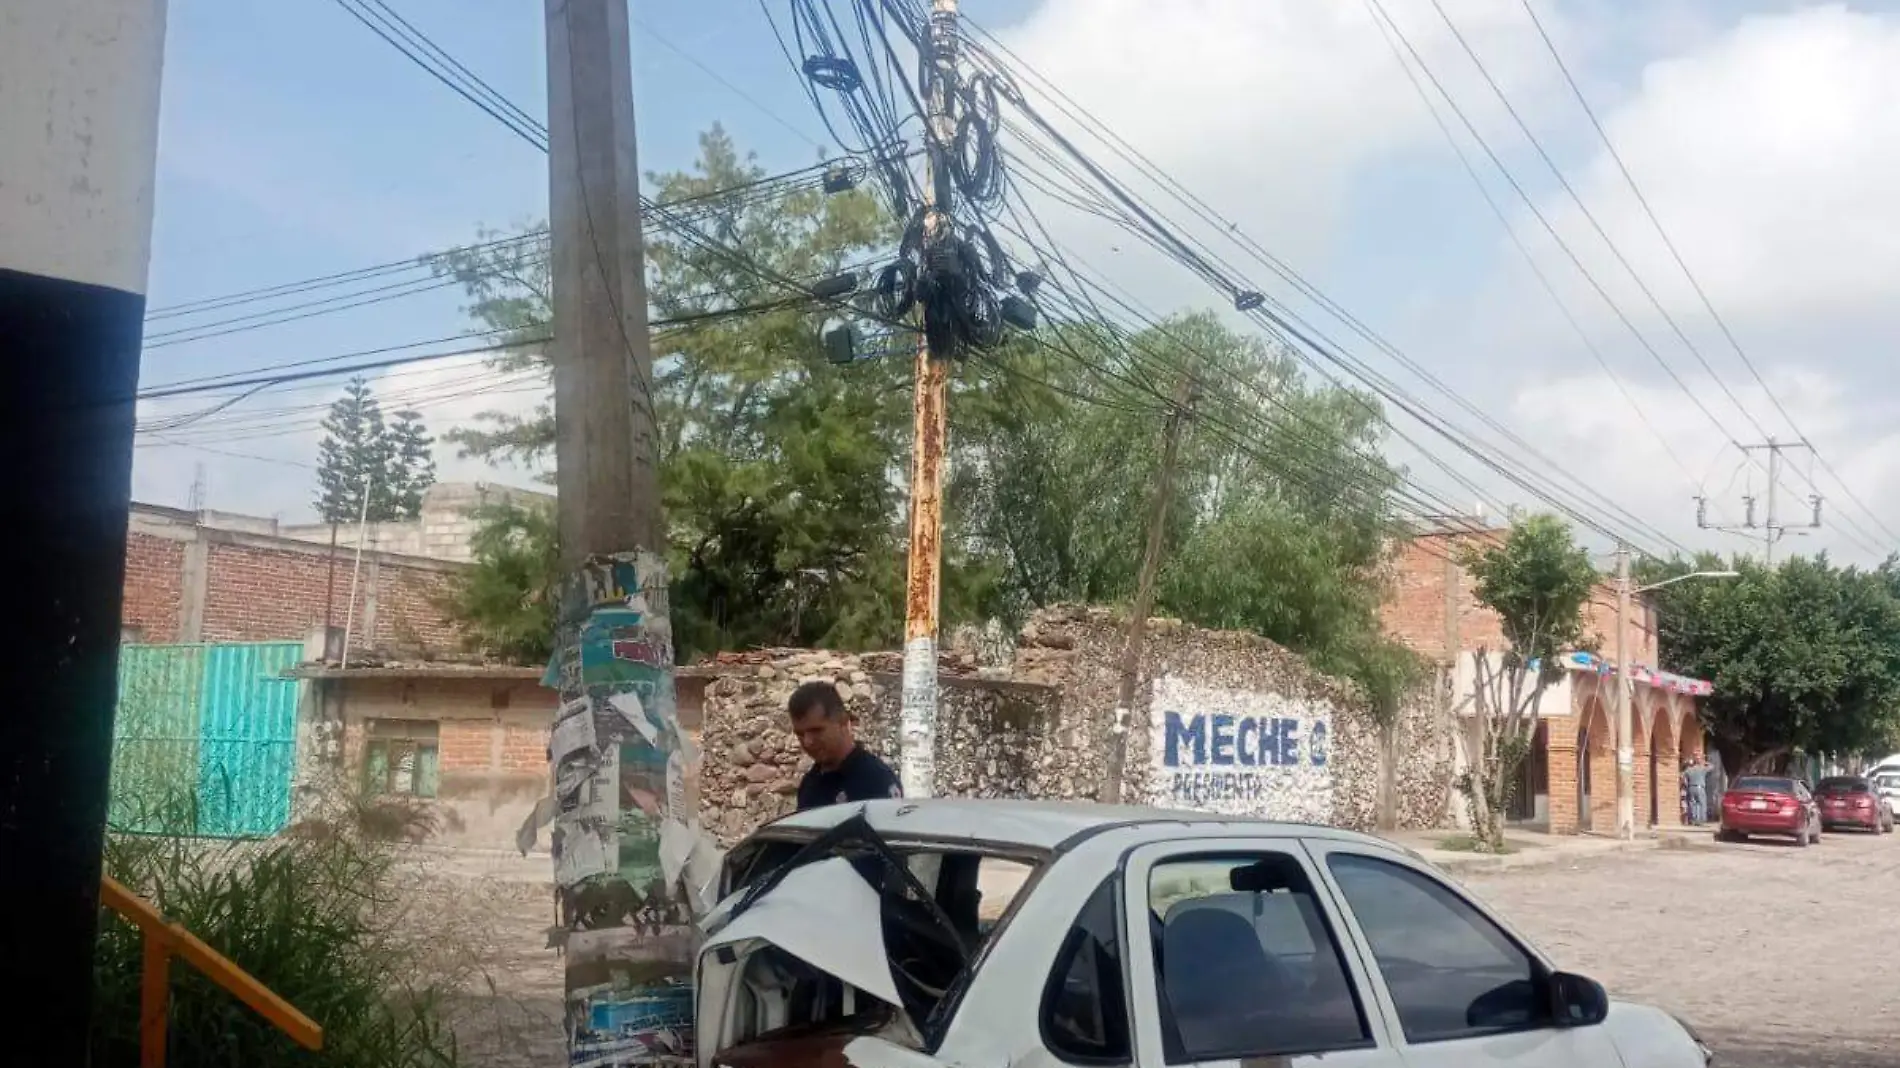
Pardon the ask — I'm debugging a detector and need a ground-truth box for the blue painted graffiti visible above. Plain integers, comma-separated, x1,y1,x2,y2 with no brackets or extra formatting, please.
1162,710,1328,768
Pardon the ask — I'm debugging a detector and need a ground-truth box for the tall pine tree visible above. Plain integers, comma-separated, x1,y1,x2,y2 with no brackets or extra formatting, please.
315,378,433,524
386,409,436,520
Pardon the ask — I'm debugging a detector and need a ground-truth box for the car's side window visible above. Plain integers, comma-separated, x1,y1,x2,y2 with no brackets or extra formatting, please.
1326,852,1542,1043
1147,852,1371,1063
1041,878,1130,1064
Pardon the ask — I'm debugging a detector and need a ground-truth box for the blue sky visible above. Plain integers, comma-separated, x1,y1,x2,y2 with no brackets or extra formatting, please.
136,1,1900,565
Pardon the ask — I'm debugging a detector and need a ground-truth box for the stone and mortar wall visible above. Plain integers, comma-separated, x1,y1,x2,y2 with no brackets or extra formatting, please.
694,607,1455,843
693,650,1066,844
1018,606,1446,832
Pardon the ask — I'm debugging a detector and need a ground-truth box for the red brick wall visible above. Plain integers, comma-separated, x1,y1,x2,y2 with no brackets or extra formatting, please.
500,717,549,775
439,720,495,772
121,521,465,653
122,532,185,641
199,541,356,644
1380,533,1505,662
371,563,464,651
1382,533,1658,666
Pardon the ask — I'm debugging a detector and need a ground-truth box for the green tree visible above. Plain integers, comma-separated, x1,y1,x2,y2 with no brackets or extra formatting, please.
386,409,436,519
316,377,393,523
1641,554,1900,773
1459,514,1598,851
435,501,561,663
314,378,434,523
954,311,1420,707
431,125,952,659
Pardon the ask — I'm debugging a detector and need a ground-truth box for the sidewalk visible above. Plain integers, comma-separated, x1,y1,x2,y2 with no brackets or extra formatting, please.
1379,826,1672,874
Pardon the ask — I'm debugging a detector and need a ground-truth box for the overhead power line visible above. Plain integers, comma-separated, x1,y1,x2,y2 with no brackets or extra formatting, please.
959,25,1681,557
1515,0,1900,553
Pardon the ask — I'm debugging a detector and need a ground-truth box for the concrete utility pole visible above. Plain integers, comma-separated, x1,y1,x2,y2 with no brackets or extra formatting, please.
544,3,689,1065
548,0,660,559
1697,437,1820,565
898,0,961,799
1613,546,1636,841
1104,369,1195,804
1,0,167,1048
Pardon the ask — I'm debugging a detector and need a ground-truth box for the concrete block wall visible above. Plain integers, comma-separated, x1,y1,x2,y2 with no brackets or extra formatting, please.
278,482,555,564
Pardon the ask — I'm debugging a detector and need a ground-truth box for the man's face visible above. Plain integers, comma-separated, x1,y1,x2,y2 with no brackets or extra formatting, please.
791,708,854,768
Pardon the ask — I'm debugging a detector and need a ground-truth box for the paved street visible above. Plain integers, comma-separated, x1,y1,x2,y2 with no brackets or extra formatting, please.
1463,831,1900,1067
438,831,1900,1068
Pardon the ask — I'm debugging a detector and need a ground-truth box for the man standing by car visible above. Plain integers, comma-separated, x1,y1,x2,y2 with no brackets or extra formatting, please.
788,680,902,810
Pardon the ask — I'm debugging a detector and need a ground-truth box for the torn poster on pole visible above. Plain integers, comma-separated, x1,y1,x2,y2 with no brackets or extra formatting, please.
541,551,719,1068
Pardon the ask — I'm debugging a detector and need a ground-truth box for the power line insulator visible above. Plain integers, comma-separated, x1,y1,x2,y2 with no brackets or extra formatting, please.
1234,290,1265,312
1811,495,1824,528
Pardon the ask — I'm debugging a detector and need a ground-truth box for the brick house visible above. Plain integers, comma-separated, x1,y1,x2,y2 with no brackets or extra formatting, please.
122,503,465,652
118,498,562,843
1382,527,1711,835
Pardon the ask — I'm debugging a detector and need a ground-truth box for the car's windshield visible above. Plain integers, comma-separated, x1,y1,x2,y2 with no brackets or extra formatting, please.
1732,776,1796,794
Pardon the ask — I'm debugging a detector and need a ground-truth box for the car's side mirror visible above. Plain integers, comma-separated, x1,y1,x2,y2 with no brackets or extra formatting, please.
1548,971,1609,1028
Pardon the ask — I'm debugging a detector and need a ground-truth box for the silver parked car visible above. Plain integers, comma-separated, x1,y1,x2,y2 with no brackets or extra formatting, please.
696,799,1714,1068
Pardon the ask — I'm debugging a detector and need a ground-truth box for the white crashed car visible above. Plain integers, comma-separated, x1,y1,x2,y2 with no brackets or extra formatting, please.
695,799,1715,1068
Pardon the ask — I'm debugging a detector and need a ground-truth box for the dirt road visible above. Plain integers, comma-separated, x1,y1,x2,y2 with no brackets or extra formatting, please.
1463,831,1900,1067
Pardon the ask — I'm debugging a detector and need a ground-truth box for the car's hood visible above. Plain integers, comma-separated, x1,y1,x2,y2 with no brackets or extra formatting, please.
1603,999,1711,1066
699,855,903,1008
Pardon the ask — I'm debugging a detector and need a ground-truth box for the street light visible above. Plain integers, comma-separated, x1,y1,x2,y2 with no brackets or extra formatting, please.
1614,564,1739,841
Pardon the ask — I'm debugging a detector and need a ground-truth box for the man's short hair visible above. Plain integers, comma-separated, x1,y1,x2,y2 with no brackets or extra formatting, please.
788,680,847,720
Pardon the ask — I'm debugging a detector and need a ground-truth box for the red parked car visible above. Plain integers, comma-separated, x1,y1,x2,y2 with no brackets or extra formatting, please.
1718,775,1822,846
1816,775,1896,833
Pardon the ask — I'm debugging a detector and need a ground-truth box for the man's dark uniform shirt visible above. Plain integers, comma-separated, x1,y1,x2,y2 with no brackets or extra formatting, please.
796,744,903,810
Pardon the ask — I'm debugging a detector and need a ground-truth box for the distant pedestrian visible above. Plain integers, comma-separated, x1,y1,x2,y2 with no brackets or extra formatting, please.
1685,758,1710,825
788,680,902,811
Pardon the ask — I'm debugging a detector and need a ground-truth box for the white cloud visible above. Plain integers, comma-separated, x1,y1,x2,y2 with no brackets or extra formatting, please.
1507,364,1900,564
1461,4,1900,560
1515,4,1900,339
999,0,1566,249
130,353,550,521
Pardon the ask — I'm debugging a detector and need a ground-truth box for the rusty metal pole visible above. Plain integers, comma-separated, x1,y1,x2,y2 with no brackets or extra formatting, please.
1103,369,1194,804
898,0,960,799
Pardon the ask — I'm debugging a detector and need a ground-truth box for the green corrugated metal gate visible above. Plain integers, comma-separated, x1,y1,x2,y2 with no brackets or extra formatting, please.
110,642,303,837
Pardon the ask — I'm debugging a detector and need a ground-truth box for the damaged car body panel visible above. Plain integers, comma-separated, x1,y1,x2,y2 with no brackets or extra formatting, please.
697,810,1045,1068
697,799,1713,1068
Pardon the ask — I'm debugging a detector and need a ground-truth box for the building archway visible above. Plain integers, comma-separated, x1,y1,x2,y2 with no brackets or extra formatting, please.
1577,697,1612,833
1631,703,1652,830
1679,706,1704,762
1651,700,1680,827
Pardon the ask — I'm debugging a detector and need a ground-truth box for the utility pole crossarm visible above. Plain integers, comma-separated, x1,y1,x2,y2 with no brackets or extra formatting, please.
1705,439,1820,564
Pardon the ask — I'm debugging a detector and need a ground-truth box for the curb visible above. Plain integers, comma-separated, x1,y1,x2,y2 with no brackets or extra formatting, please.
1430,836,1661,875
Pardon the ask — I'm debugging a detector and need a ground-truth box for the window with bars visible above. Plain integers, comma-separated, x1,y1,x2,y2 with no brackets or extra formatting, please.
362,719,440,799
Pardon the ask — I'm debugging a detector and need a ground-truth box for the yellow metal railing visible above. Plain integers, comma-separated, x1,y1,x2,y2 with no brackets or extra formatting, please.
100,875,325,1068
